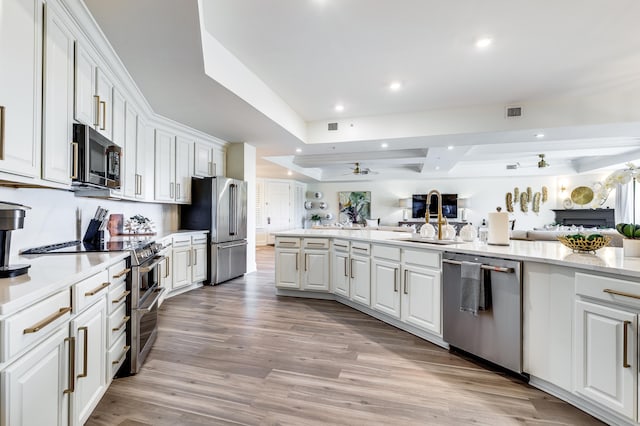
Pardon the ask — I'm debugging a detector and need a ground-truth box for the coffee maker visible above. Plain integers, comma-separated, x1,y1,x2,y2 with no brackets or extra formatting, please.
0,201,31,278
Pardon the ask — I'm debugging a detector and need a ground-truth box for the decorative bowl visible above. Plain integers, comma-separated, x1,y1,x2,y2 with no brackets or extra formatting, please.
557,234,610,253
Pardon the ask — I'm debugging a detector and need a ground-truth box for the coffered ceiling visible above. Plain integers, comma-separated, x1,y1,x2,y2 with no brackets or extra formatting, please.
85,0,640,182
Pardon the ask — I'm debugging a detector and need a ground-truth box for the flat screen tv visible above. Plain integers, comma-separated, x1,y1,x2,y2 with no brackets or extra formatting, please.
412,194,458,219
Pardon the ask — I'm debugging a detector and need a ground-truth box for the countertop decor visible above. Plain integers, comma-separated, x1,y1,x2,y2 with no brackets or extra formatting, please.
557,234,610,253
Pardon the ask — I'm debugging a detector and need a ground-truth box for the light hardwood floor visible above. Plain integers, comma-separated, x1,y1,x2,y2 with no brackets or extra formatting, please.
88,246,602,425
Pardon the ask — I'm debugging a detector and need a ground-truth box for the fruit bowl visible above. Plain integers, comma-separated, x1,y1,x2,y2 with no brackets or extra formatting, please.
558,234,611,253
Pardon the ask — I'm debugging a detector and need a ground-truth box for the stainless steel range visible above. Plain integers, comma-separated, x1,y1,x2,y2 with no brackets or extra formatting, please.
22,238,166,374
130,242,166,373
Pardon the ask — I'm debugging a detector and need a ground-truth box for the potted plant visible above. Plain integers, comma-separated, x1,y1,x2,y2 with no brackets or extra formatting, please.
310,214,322,227
616,223,640,257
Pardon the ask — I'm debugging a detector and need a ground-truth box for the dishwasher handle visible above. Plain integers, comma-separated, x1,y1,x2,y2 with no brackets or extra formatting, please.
442,258,514,273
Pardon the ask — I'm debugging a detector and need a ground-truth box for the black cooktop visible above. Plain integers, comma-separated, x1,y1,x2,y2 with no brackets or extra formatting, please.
21,239,147,255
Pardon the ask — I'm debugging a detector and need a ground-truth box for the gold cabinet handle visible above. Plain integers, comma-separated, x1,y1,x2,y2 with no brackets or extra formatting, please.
112,315,130,332
93,95,100,126
113,268,130,279
112,290,130,304
307,242,325,247
177,183,181,200
193,248,197,265
63,336,76,394
304,253,308,272
70,142,79,179
100,101,106,130
112,345,130,365
23,307,71,334
0,105,5,160
350,258,355,279
334,244,348,249
393,268,398,292
165,258,170,278
352,246,368,251
604,288,640,300
85,281,110,296
170,182,174,198
404,269,409,294
623,320,631,368
295,253,298,271
78,326,89,378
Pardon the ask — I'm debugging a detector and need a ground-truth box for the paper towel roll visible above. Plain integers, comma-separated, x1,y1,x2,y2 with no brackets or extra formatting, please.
488,212,510,245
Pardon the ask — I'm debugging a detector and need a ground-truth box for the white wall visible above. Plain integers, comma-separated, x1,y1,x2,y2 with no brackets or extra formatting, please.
0,187,177,256
307,173,616,230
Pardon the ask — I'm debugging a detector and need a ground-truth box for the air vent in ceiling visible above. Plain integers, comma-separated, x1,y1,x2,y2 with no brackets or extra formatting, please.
328,122,338,131
506,162,520,170
505,106,523,118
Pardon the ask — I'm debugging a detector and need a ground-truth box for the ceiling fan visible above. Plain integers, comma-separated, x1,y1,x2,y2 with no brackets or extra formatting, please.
348,162,378,175
506,154,550,170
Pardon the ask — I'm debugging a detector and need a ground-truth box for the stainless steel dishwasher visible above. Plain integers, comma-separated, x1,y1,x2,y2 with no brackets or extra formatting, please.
442,252,524,375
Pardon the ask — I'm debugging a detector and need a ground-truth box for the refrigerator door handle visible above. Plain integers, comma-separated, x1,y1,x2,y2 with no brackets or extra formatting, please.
229,183,237,236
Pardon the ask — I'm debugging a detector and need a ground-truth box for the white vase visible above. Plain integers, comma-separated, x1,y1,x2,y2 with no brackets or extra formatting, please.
623,239,640,257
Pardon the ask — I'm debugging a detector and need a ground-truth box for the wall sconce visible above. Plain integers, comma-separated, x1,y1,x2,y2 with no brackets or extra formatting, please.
560,185,567,192
398,198,412,220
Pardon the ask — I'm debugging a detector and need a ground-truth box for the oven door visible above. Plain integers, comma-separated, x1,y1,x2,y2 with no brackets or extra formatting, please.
132,285,165,373
131,255,166,373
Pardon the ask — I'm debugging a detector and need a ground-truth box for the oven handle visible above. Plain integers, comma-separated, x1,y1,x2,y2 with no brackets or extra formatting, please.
139,255,166,274
136,287,165,313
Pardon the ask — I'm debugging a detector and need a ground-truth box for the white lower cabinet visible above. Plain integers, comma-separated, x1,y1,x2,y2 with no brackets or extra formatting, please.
70,298,107,426
1,326,70,426
302,249,329,291
349,255,371,306
331,248,350,297
401,265,441,334
191,243,207,283
372,259,400,318
172,244,192,290
575,300,637,420
275,248,300,289
167,234,207,294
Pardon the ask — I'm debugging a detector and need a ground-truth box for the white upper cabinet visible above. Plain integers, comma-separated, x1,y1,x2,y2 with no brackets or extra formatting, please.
74,42,97,127
74,41,114,140
135,116,147,200
194,142,213,177
154,129,176,202
175,137,193,203
214,147,225,176
42,2,75,185
123,101,138,198
0,0,43,178
110,88,125,197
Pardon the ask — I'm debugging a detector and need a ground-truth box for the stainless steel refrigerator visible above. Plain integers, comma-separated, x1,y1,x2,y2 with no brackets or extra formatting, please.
180,177,247,284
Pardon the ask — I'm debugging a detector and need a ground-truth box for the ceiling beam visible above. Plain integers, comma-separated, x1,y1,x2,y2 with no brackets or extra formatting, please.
573,148,640,173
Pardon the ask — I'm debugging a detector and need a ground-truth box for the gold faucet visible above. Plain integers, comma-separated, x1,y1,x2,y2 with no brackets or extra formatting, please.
425,189,446,239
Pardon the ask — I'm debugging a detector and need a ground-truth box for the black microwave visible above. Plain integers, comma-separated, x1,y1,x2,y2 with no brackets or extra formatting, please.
72,124,121,189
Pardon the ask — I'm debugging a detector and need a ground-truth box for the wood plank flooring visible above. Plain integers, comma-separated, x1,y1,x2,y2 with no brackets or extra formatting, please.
88,246,602,425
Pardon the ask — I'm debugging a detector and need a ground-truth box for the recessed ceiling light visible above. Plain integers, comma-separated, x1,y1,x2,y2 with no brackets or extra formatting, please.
287,170,292,176
381,143,388,148
334,104,344,112
475,37,493,48
535,133,545,139
295,148,302,153
389,81,402,91
447,145,454,150
435,166,440,171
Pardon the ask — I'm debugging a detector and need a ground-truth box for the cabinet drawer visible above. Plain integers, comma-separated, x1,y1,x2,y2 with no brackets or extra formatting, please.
108,332,129,378
276,237,300,248
1,289,71,362
172,236,191,247
72,269,110,313
107,280,129,314
372,244,399,261
108,259,129,284
403,249,440,269
108,303,128,347
191,234,208,245
332,239,350,251
351,242,371,256
303,238,329,249
576,272,640,308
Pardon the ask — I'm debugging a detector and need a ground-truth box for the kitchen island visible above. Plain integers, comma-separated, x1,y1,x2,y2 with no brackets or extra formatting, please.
274,229,640,426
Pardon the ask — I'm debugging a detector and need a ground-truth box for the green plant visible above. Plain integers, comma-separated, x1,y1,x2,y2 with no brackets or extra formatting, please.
616,223,640,239
310,214,322,221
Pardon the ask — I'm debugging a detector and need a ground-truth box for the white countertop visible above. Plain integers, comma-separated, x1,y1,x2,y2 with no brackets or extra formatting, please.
0,230,209,317
0,251,129,316
275,229,640,279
